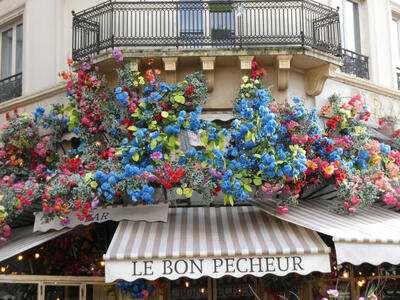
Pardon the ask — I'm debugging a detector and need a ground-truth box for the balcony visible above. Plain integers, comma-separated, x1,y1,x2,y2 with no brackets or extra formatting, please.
72,0,341,60
0,73,22,103
340,48,369,80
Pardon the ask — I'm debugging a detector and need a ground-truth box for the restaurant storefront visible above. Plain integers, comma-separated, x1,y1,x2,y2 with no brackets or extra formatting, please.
1,203,400,299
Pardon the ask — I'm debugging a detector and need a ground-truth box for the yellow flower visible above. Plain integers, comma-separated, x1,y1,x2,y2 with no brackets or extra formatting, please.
90,181,98,189
183,188,193,198
298,147,306,155
242,76,248,83
85,173,93,182
324,165,335,175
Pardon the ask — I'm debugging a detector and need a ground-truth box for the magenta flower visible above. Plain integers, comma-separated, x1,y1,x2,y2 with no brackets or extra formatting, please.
150,152,163,160
112,50,123,62
60,217,71,227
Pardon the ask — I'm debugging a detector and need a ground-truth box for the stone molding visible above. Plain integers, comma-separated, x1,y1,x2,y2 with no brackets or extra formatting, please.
200,56,216,92
0,4,24,28
129,58,141,72
238,55,254,78
162,57,178,85
276,55,293,91
305,63,340,96
0,83,66,115
333,72,400,99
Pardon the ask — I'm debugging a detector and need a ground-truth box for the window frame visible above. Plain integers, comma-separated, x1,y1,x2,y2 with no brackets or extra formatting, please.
340,0,362,54
391,13,400,90
0,20,23,80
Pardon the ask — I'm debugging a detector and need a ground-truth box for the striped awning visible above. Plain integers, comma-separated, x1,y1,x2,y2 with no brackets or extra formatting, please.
0,226,70,262
247,198,400,265
104,206,331,283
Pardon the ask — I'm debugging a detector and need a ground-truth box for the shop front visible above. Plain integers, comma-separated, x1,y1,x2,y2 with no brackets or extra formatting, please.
2,204,400,299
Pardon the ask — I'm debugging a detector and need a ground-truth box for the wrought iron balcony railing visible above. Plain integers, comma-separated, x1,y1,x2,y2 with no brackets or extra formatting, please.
340,48,369,80
72,0,342,60
0,73,22,103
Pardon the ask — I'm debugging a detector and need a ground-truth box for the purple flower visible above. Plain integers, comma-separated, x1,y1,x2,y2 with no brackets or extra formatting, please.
91,196,99,210
150,152,163,160
60,217,71,227
146,174,158,182
112,50,123,62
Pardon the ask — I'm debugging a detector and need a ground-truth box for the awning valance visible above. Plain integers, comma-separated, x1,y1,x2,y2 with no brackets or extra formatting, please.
0,226,70,262
247,198,400,265
104,206,331,283
34,203,169,232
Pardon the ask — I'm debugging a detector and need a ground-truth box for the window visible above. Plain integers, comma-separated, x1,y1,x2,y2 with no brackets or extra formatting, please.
341,0,361,53
0,22,23,79
0,22,23,102
391,17,400,89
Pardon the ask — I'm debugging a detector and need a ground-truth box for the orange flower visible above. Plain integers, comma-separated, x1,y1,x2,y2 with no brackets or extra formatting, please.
371,155,381,163
155,69,161,75
321,103,332,115
324,165,335,175
67,58,74,66
306,160,318,170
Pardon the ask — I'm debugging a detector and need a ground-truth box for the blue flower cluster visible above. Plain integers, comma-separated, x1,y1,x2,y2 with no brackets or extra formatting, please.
128,185,155,203
115,87,128,107
355,150,370,170
116,280,154,298
220,169,249,201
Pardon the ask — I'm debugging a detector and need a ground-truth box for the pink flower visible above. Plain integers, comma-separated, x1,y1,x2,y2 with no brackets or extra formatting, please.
351,196,360,205
286,121,299,131
150,152,163,160
349,207,356,213
277,205,289,213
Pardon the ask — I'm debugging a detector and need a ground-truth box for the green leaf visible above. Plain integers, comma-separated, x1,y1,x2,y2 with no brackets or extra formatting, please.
150,139,157,150
161,111,169,118
127,126,138,131
253,178,262,186
139,102,147,109
218,135,226,150
174,95,186,104
224,194,229,205
245,132,252,141
168,136,176,149
131,109,141,117
228,195,234,206
200,132,208,146
132,152,139,162
244,184,253,192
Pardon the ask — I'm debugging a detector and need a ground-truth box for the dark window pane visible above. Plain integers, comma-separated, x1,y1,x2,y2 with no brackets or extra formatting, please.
0,283,37,300
16,24,23,74
1,28,13,78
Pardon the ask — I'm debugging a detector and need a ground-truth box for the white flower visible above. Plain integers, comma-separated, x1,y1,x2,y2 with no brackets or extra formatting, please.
327,289,339,297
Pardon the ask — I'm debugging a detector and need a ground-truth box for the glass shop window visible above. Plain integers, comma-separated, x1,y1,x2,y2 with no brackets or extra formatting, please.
0,283,37,300
216,276,255,300
170,277,209,300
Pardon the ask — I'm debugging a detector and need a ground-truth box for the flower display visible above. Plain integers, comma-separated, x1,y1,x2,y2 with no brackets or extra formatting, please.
1,53,400,240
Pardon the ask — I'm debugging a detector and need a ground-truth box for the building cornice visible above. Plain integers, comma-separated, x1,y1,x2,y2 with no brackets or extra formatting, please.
0,4,24,28
332,73,400,100
0,83,66,115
